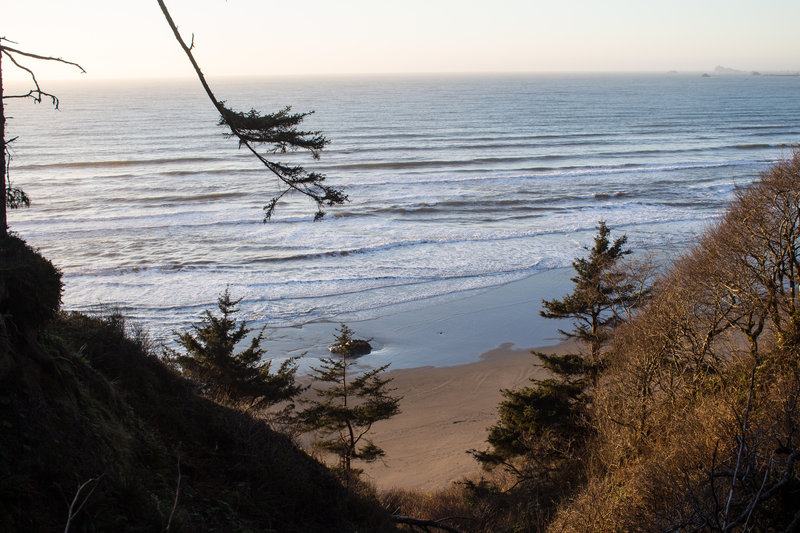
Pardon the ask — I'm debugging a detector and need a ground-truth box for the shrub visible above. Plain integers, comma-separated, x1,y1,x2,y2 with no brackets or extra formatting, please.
0,235,62,331
165,288,302,413
300,324,401,483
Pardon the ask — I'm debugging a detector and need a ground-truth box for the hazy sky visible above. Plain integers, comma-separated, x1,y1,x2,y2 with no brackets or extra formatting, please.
3,0,800,81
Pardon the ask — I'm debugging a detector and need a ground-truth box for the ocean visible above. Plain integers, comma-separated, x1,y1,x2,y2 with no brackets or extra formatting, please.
7,73,800,365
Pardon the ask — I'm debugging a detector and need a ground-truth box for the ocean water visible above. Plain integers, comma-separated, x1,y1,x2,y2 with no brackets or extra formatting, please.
7,73,800,357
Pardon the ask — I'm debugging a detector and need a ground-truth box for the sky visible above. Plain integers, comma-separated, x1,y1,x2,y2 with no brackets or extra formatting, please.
3,0,800,82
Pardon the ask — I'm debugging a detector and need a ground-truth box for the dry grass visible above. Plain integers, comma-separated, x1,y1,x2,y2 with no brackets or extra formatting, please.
475,150,800,531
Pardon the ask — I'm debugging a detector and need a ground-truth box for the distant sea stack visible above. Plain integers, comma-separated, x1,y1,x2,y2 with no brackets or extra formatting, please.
714,65,745,74
710,65,799,77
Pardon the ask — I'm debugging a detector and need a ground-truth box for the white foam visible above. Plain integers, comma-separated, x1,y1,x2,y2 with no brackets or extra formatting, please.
9,75,797,364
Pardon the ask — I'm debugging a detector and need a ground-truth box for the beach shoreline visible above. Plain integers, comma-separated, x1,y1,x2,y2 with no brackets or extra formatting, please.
358,340,576,491
267,266,576,372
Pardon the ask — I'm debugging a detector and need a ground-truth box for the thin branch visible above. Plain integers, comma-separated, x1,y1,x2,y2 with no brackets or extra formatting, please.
1,43,85,109
722,358,759,528
783,508,800,533
709,441,722,521
165,457,182,531
724,450,800,531
64,475,103,533
1,44,86,73
743,458,772,531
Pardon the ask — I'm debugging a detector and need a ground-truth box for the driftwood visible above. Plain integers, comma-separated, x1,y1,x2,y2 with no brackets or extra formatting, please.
391,514,467,533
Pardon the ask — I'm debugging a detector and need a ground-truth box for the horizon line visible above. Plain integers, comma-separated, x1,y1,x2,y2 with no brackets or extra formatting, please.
6,67,800,85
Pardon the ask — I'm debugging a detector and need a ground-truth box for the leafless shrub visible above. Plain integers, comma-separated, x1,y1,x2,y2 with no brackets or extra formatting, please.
554,149,800,530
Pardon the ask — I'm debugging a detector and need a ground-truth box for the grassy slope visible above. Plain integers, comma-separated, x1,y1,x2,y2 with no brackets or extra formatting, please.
0,312,391,532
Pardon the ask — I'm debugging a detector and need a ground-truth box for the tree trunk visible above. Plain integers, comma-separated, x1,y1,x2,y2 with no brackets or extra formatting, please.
1,44,8,238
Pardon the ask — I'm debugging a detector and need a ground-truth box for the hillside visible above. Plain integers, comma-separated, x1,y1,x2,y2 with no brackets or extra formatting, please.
6,145,800,530
546,150,800,530
383,151,800,532
0,259,392,532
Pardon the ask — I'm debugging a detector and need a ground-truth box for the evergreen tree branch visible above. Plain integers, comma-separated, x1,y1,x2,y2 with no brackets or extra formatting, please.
155,0,347,221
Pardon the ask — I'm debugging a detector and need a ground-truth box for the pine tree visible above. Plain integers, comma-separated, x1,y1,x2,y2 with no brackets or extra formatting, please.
540,220,643,374
474,222,651,494
165,288,302,412
299,325,401,483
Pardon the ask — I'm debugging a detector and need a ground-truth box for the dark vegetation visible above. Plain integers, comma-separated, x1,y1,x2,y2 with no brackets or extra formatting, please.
472,222,651,514
164,288,302,414
0,239,393,531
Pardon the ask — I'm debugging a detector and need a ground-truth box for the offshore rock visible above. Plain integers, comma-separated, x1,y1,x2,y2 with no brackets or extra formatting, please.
329,338,372,357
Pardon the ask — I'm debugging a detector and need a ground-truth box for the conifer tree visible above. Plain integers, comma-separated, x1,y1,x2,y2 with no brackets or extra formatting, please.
157,0,347,221
165,288,302,412
300,325,401,483
539,220,644,377
474,222,651,493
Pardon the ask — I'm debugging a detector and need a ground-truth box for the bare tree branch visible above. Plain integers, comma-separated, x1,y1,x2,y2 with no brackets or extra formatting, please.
165,457,182,531
392,515,467,533
1,44,86,73
64,475,103,533
722,358,759,529
0,38,84,235
2,50,60,107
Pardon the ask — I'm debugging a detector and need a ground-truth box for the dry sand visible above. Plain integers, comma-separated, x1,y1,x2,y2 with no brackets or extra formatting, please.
360,341,575,491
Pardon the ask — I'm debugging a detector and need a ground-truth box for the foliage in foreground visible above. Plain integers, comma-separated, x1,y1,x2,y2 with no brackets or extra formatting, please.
0,235,62,333
165,288,302,413
547,149,800,532
450,150,800,532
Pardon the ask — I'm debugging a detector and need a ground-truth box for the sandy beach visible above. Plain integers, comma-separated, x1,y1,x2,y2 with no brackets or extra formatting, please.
360,341,575,491
291,268,577,490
